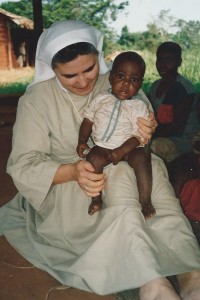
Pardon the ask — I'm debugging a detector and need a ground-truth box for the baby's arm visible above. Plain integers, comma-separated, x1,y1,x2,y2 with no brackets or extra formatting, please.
77,118,93,158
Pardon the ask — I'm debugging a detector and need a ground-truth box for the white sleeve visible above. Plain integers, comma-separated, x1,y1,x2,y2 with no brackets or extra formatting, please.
7,96,60,211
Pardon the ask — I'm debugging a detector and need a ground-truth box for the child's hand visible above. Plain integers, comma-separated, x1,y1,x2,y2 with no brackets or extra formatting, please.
107,148,124,165
76,143,90,158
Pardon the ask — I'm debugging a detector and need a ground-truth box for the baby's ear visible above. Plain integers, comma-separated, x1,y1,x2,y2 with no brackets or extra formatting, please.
109,71,113,84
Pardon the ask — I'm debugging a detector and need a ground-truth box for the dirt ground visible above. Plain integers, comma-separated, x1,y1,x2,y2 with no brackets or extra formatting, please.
0,67,34,84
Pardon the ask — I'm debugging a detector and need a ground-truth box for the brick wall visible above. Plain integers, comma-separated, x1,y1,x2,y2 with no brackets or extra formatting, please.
0,14,18,69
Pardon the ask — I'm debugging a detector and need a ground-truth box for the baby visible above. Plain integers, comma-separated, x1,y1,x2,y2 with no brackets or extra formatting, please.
77,51,155,219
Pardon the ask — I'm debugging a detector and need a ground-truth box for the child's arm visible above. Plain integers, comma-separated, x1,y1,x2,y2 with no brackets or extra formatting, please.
107,137,140,165
77,118,93,158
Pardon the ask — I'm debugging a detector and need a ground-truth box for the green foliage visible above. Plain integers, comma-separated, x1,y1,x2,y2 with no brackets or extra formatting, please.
180,50,200,93
0,82,30,94
0,0,128,55
0,2,199,94
173,20,200,50
117,9,200,54
0,1,33,21
118,25,135,48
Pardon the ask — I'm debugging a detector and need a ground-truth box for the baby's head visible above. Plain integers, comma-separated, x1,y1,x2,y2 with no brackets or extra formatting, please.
109,51,145,100
156,41,182,79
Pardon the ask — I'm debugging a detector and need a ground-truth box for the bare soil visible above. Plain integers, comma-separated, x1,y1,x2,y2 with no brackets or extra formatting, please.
0,67,34,84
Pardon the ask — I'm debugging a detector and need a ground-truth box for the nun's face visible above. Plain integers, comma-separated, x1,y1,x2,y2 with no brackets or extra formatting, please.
54,53,99,96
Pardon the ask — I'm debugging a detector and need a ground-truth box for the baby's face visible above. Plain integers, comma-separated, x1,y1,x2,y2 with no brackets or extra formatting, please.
109,60,144,100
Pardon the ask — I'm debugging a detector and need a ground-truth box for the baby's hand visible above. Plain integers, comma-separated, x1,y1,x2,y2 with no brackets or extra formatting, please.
76,143,90,158
107,148,124,165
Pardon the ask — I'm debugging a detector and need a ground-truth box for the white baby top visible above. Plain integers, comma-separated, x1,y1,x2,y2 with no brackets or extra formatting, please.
84,90,149,149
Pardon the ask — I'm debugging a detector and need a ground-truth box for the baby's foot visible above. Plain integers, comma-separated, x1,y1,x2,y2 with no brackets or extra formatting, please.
178,270,200,300
139,277,181,300
141,203,156,219
88,200,103,215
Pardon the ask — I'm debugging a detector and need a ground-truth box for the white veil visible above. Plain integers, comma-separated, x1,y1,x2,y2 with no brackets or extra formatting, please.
28,20,108,88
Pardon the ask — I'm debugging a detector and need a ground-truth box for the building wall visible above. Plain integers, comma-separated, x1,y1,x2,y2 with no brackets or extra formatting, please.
0,14,18,69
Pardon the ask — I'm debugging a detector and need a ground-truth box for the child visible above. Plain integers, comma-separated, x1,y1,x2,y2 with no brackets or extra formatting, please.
77,51,155,219
150,41,199,162
166,97,200,244
167,152,200,245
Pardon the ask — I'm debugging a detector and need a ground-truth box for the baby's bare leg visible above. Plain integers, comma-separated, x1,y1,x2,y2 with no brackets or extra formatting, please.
86,146,111,215
139,277,181,300
126,147,155,219
88,195,103,215
178,270,200,300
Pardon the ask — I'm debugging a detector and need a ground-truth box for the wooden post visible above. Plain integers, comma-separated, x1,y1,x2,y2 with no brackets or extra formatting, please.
7,21,13,70
32,0,43,60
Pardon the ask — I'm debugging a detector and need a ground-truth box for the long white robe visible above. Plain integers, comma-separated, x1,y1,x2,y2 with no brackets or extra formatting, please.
0,74,200,295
